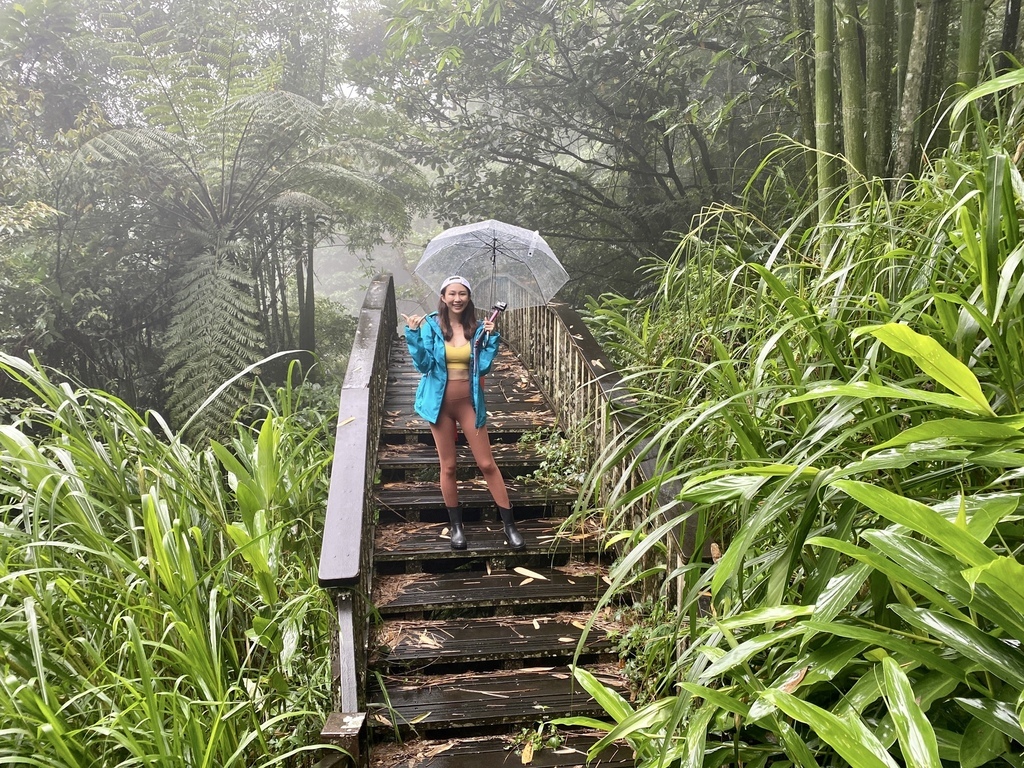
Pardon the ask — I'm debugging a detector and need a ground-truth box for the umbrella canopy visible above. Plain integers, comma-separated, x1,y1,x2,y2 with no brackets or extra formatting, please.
414,219,569,310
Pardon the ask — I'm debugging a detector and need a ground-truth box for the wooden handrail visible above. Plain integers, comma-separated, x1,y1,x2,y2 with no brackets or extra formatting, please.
318,273,396,715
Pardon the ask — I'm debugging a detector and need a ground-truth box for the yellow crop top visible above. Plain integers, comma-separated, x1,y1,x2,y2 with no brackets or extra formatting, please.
445,342,471,370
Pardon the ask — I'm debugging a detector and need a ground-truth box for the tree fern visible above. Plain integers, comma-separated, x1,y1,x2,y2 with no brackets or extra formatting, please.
162,247,262,433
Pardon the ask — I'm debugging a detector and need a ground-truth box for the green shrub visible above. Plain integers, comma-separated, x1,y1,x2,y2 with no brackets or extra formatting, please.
0,354,344,766
571,72,1024,766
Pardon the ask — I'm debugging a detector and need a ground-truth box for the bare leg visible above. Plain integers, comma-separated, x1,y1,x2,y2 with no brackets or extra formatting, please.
429,414,459,508
461,423,512,509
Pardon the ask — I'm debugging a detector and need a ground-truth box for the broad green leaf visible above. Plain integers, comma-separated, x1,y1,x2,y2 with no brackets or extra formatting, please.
812,562,871,624
590,697,676,757
932,493,1020,542
678,473,767,503
832,480,996,567
681,702,717,768
750,638,866,721
781,381,991,415
934,728,964,762
698,625,805,680
853,323,995,416
881,657,941,768
715,605,814,631
960,714,1006,768
679,683,750,717
760,690,900,768
869,418,1024,452
570,665,633,723
864,530,1024,639
774,717,822,768
803,620,968,683
961,556,1024,631
893,606,1024,688
955,698,1024,742
837,447,973,477
810,535,963,618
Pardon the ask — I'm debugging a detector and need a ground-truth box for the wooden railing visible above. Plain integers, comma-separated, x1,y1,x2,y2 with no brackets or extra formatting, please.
501,304,695,587
318,274,396,742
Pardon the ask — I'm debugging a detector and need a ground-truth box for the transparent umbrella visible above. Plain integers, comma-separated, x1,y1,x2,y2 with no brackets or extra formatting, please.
414,219,569,311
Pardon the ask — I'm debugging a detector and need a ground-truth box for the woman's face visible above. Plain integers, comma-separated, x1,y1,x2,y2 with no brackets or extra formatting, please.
442,284,470,314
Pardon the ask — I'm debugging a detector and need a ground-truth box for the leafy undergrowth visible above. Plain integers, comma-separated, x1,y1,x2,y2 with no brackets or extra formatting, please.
0,354,345,766
568,72,1024,766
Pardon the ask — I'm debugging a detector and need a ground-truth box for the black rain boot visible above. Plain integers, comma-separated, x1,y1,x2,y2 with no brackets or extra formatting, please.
446,505,467,550
498,506,525,550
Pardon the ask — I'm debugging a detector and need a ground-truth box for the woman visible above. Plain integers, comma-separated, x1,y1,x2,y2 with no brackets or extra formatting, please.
401,275,524,551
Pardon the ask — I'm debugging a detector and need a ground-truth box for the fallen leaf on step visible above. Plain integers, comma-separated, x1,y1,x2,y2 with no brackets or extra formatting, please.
441,527,450,537
571,621,586,630
558,637,574,643
521,741,534,764
533,619,540,629
486,561,492,576
514,566,549,581
519,578,535,586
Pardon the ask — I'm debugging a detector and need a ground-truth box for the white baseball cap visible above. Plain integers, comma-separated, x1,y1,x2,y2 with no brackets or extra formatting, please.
440,275,472,292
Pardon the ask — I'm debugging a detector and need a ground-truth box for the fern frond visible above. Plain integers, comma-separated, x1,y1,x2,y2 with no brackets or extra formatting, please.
163,248,263,431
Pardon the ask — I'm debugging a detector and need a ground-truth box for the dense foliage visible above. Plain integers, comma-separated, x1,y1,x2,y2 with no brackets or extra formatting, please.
0,354,341,765
565,72,1024,766
0,0,421,429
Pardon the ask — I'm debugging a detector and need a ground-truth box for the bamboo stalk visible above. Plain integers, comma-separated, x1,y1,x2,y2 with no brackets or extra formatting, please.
865,0,893,178
836,0,867,201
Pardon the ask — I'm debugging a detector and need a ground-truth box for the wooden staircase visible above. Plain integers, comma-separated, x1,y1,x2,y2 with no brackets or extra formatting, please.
363,341,633,767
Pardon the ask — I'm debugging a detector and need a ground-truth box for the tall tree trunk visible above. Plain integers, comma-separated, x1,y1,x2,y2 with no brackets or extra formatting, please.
921,0,952,153
897,0,916,106
814,0,840,227
894,0,934,185
957,0,984,90
298,215,316,355
865,0,893,177
996,0,1022,74
791,0,818,183
836,0,867,202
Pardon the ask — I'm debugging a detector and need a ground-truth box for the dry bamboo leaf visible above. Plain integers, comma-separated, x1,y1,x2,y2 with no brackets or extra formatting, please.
519,577,535,586
532,619,541,630
441,526,450,537
514,566,549,581
486,561,492,575
571,621,587,630
781,667,808,693
558,637,574,643
521,741,534,764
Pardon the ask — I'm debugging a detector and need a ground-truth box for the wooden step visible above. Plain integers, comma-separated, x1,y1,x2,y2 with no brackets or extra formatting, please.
377,441,546,470
374,518,602,562
374,565,607,616
373,613,615,668
369,731,635,767
382,408,557,435
368,665,627,732
375,478,576,512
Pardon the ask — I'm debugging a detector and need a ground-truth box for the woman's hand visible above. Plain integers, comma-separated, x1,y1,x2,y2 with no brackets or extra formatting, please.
402,313,424,330
482,319,495,334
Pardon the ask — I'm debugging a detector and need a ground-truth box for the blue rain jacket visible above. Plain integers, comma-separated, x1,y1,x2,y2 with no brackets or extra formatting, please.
404,313,500,428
